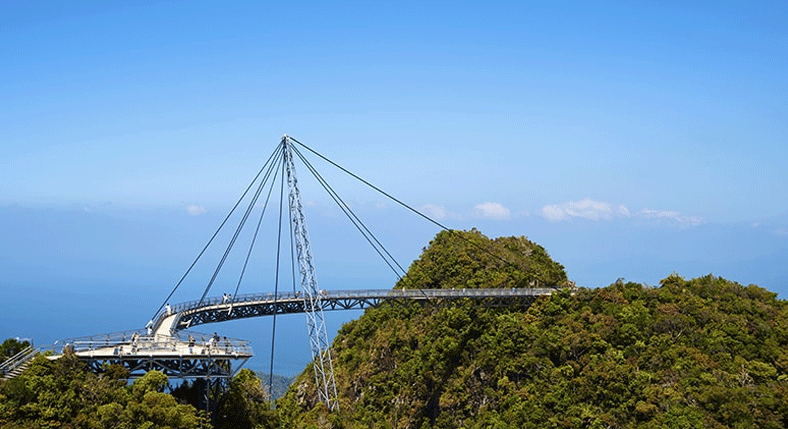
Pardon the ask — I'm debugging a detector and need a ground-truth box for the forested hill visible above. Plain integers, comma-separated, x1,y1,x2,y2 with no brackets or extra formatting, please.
277,229,788,429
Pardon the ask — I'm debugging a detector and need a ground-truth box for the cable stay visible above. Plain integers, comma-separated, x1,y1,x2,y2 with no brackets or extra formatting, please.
150,134,542,411
286,137,543,291
152,145,283,323
290,144,408,278
231,150,283,309
196,147,283,307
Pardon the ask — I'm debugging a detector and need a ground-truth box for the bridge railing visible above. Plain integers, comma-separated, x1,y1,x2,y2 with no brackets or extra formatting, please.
0,345,37,378
168,287,555,313
149,287,558,331
152,292,296,330
326,287,557,299
57,330,252,357
56,329,146,354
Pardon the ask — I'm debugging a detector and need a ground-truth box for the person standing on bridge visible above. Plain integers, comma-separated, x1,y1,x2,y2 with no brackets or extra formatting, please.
165,303,171,315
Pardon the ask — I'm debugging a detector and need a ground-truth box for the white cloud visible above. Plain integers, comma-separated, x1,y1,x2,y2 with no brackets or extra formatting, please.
540,199,703,227
541,205,568,221
186,204,206,216
473,202,511,220
751,221,788,237
638,209,704,226
540,198,627,222
420,204,447,220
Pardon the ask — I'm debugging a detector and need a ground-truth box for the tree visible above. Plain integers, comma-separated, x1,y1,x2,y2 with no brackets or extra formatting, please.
0,353,209,428
214,369,277,429
276,231,788,428
0,338,30,360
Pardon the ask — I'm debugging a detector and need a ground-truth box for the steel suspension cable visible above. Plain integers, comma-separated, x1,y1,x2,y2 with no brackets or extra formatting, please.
289,137,531,281
291,145,407,279
289,136,451,231
197,147,283,306
269,153,287,404
289,143,432,301
289,137,447,294
152,146,281,321
292,144,405,275
231,146,284,304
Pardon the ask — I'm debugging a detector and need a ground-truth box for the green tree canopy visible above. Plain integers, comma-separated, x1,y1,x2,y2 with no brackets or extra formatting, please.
277,231,788,429
0,355,209,428
0,338,30,361
397,229,568,290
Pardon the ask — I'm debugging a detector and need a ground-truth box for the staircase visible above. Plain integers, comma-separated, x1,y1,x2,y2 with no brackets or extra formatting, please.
0,346,38,380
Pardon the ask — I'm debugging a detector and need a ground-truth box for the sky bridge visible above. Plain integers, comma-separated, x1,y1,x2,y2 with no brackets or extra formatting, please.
4,136,566,412
39,287,555,384
151,287,556,336
45,287,553,381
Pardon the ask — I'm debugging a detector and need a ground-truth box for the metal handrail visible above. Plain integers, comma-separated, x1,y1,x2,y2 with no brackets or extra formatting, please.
58,331,252,356
164,287,555,313
147,287,555,332
0,345,37,376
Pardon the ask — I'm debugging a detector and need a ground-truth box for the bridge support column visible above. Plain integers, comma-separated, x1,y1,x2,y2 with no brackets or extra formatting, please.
283,136,339,410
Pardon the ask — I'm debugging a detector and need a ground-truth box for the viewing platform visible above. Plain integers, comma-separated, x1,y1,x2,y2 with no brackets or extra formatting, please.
54,330,253,379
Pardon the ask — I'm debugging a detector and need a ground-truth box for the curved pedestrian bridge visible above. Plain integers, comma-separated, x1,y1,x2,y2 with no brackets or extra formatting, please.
152,287,556,336
51,287,554,379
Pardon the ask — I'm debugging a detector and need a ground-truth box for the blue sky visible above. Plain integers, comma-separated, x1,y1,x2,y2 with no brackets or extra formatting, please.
1,1,786,375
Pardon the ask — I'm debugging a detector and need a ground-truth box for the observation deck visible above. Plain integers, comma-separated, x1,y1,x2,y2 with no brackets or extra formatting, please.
55,330,252,379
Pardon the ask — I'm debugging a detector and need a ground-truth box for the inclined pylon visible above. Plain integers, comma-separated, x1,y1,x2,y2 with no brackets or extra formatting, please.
282,135,339,410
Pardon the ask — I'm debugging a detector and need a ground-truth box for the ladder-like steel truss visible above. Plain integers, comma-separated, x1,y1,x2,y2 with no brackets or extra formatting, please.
283,136,339,410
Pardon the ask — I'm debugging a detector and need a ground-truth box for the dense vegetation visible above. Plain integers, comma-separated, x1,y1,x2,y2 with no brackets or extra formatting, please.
0,351,276,428
0,339,30,361
396,229,570,290
278,229,788,428
0,353,209,428
3,229,787,428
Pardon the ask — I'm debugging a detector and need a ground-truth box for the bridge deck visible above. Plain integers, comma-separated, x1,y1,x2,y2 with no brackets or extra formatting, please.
58,332,253,379
72,336,252,359
52,287,554,379
153,287,555,335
